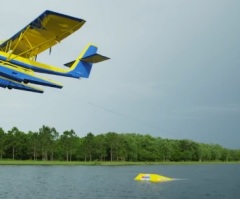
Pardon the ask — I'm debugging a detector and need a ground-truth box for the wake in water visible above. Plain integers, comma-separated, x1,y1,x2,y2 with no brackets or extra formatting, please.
171,178,189,181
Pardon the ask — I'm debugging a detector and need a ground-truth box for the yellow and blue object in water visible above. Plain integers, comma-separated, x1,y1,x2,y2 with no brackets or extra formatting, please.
134,173,172,183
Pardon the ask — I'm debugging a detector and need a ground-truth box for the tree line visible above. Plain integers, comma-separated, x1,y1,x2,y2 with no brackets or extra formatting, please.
0,126,239,162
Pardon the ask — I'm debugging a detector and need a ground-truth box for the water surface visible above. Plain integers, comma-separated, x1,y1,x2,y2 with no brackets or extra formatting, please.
0,164,239,199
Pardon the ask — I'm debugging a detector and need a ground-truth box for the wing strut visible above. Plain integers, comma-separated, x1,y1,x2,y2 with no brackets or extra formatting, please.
6,26,31,61
9,36,57,61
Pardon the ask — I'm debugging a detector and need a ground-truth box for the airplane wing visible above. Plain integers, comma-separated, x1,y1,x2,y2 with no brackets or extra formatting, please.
0,10,85,60
0,76,44,93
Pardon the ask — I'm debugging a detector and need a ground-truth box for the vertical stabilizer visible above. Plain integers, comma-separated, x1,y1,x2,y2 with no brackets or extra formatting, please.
65,44,109,78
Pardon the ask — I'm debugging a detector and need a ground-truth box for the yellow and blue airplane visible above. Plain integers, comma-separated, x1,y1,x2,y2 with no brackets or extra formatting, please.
0,10,109,93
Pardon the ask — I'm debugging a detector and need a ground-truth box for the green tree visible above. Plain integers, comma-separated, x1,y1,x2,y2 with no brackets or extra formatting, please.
59,129,77,161
220,148,230,161
199,143,211,161
0,128,6,159
210,144,223,161
82,132,95,161
153,137,164,161
38,125,58,160
160,139,172,161
94,134,107,161
6,127,20,160
169,140,181,161
5,127,29,160
0,125,240,162
136,134,159,161
122,134,138,161
105,132,119,161
178,139,200,161
28,131,39,160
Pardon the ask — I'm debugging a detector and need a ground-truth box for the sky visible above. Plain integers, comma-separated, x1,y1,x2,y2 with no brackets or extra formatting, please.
0,0,239,149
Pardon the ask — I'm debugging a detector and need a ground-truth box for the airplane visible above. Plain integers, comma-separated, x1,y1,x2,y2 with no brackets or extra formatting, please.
0,10,109,93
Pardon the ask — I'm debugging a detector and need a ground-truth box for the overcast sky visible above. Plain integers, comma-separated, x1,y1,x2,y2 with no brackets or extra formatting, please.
0,0,239,149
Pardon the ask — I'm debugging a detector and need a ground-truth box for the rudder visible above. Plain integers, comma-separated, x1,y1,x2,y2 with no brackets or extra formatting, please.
65,44,109,78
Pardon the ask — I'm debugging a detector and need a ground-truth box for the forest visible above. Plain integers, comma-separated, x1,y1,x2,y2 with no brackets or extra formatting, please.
0,125,239,162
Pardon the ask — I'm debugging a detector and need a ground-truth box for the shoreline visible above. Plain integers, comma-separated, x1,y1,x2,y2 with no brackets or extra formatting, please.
0,160,239,166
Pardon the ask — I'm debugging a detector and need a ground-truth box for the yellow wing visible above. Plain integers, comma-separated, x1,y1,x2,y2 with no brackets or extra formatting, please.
0,10,85,59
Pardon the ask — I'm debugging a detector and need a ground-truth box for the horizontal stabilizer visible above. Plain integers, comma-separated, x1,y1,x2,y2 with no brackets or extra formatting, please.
64,54,109,68
81,54,110,63
64,61,75,68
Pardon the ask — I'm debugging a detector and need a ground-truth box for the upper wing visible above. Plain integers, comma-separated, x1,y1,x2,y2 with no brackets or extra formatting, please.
0,10,85,59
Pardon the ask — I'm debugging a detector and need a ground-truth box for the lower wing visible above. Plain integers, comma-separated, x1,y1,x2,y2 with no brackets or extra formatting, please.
0,76,43,93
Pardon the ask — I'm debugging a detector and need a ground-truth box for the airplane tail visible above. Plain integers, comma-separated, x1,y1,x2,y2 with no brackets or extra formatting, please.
64,44,109,78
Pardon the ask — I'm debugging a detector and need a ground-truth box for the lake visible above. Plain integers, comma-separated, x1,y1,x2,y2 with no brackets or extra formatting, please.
0,164,239,199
